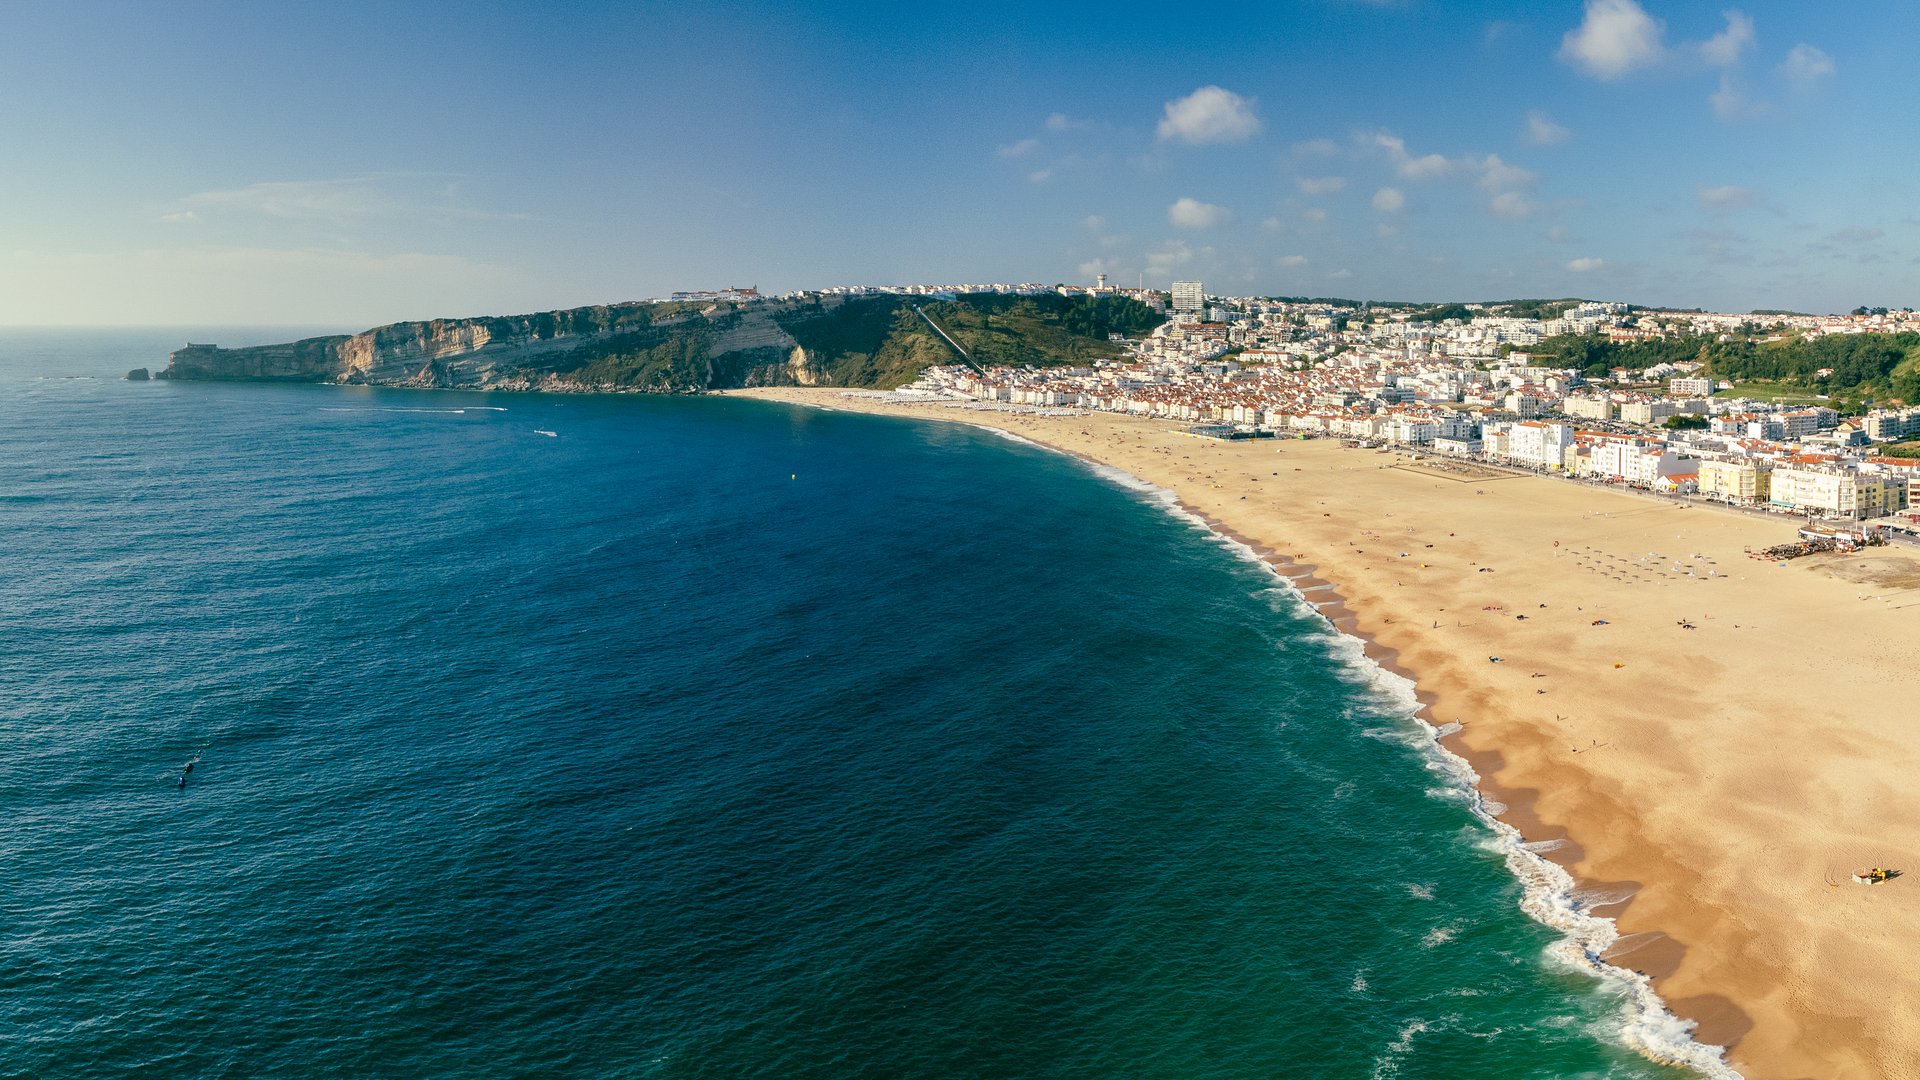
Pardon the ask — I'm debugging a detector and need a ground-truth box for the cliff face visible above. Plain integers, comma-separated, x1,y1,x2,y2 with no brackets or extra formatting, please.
168,337,352,381
165,293,1161,392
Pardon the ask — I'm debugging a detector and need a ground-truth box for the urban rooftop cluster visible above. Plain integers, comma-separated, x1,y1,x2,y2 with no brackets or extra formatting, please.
910,282,1920,527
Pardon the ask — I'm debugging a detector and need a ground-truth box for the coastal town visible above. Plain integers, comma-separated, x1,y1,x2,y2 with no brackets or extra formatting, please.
891,281,1920,536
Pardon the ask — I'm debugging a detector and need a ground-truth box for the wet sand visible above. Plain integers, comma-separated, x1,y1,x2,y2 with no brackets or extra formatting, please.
732,388,1920,1079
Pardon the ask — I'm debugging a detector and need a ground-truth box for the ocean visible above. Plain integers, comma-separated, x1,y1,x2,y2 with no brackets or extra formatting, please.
0,330,1719,1078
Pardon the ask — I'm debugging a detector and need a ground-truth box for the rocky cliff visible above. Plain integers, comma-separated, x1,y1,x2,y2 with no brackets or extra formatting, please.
165,293,1163,392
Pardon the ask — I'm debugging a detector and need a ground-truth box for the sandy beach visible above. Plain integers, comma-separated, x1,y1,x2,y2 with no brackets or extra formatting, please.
732,387,1920,1079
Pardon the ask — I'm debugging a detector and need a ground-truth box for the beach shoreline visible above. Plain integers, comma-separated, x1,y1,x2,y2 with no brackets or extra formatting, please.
729,387,1920,1079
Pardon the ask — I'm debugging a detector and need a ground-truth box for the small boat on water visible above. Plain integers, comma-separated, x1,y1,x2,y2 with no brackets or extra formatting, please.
533,430,557,437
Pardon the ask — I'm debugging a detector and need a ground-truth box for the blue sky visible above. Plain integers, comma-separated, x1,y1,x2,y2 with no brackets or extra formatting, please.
0,0,1910,324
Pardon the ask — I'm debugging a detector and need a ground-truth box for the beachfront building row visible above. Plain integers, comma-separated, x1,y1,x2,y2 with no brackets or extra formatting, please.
928,355,1917,520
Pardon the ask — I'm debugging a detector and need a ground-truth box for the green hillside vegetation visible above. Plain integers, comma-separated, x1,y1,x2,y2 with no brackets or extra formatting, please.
1492,298,1583,320
547,292,1161,391
1412,303,1474,323
1531,330,1920,407
560,327,717,390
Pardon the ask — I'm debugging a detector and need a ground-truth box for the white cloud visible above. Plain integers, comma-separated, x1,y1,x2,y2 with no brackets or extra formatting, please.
1145,240,1197,277
1278,254,1308,267
1303,208,1329,223
1371,187,1406,213
1296,176,1346,195
1779,44,1835,89
1369,132,1453,179
1156,86,1261,144
1376,222,1399,238
1045,112,1077,132
1566,257,1606,272
1260,216,1285,233
1082,215,1106,231
1490,192,1537,218
1168,196,1229,228
1027,169,1051,183
1366,133,1535,194
1708,73,1763,119
159,210,201,224
1699,10,1755,66
1291,137,1341,157
996,138,1039,158
1698,184,1757,209
1328,269,1353,280
1545,225,1571,243
1559,0,1665,79
1474,154,1535,192
1525,110,1571,145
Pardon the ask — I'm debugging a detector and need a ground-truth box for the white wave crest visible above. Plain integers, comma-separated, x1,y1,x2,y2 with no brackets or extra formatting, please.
984,427,1042,448
1061,454,1742,1078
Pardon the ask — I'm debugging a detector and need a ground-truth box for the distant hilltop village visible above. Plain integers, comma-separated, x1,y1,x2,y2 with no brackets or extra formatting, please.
901,282,1920,529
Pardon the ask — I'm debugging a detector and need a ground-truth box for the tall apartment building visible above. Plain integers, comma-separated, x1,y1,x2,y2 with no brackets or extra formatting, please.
1696,458,1772,504
1171,280,1205,315
1865,408,1920,442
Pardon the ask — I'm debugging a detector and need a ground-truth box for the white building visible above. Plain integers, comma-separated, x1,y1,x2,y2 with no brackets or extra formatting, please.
1171,280,1205,315
1779,408,1838,438
1771,465,1903,518
1562,395,1615,421
1866,408,1920,442
1504,420,1575,470
1619,399,1677,426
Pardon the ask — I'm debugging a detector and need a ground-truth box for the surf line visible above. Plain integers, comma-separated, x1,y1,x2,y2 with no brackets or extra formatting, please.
841,403,1743,1078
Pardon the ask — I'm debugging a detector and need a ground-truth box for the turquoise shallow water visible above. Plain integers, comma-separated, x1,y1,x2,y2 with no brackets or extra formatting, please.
0,331,1707,1077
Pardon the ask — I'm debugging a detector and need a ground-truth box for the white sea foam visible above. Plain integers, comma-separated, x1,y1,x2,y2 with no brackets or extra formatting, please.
984,427,1043,448
917,430,1740,1077
1421,923,1459,948
1387,1017,1431,1054
1062,455,1742,1078
1571,884,1640,909
1405,882,1434,901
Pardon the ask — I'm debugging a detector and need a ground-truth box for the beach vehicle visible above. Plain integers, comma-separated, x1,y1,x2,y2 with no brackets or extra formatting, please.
1853,867,1898,885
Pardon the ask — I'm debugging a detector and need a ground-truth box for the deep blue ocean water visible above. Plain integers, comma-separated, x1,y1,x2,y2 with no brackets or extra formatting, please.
0,330,1711,1078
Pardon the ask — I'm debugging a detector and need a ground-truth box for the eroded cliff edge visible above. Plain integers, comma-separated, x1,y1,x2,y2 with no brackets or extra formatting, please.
165,292,1162,392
